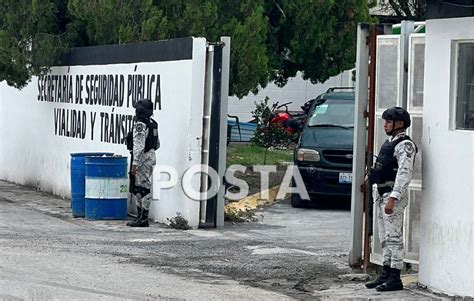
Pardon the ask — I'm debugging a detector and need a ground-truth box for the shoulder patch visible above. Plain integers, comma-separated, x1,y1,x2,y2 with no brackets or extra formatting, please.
135,123,145,133
400,141,416,158
404,142,415,154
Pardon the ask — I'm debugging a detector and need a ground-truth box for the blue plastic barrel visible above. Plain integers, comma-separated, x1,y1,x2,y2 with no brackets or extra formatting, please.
70,152,114,217
85,156,128,220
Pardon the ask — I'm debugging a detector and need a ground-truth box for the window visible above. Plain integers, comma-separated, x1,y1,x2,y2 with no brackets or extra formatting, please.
455,42,474,130
308,98,355,127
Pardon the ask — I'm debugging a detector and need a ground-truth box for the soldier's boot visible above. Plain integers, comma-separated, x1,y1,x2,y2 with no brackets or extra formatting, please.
128,209,149,227
126,206,142,226
375,268,403,292
365,265,391,289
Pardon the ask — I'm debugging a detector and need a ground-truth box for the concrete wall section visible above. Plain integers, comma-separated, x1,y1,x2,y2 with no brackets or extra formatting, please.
228,71,351,122
0,38,207,228
420,17,474,297
149,37,207,227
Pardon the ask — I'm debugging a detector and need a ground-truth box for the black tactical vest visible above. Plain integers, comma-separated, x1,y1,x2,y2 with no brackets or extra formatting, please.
369,135,414,194
126,118,159,152
144,119,159,152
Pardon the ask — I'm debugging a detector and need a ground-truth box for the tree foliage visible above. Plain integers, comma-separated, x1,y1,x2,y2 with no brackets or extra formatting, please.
265,0,372,88
384,0,426,20
0,0,65,88
0,0,372,96
251,97,294,164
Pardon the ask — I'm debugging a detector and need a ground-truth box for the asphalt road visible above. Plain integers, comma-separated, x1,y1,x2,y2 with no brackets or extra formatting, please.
1,181,432,300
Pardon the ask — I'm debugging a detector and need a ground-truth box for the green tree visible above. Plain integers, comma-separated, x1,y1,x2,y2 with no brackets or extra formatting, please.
384,0,426,20
0,0,372,97
67,0,171,44
265,0,373,87
0,0,65,89
250,97,294,164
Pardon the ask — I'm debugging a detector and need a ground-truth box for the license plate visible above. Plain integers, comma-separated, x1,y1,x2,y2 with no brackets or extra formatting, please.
339,173,352,184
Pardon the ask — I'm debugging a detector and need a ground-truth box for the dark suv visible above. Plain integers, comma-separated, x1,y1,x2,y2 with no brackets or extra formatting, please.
292,88,355,207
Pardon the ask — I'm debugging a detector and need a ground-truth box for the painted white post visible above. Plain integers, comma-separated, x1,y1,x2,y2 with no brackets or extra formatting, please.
349,23,370,269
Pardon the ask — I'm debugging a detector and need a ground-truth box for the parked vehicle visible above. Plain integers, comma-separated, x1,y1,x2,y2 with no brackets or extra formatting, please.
292,88,355,207
267,101,307,141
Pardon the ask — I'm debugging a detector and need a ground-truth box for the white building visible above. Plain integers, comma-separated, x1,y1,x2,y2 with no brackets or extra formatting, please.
418,3,474,297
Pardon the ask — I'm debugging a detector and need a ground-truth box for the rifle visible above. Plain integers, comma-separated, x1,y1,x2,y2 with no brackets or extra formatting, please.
129,151,136,194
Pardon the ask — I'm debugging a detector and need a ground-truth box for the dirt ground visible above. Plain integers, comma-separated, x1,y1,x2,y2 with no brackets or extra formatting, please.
231,165,288,196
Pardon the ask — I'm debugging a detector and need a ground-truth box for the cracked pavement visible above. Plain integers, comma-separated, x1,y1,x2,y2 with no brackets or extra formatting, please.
0,181,442,300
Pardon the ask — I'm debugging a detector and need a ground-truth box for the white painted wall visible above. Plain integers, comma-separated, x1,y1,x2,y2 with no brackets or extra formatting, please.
0,38,207,228
228,70,352,122
420,17,474,297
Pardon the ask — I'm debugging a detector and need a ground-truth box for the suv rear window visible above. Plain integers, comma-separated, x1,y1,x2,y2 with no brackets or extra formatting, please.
308,98,355,127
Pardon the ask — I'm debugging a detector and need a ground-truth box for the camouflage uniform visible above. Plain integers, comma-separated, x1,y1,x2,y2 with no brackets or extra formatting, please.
376,131,416,270
132,121,157,211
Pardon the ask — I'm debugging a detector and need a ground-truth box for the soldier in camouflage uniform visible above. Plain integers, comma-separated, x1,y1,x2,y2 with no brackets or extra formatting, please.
365,107,417,292
126,99,159,228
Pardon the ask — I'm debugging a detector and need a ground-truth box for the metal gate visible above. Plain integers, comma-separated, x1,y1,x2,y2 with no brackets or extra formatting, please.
370,31,425,265
199,38,231,228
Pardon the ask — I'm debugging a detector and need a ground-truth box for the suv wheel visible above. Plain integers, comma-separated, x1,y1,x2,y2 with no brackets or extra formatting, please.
291,193,309,208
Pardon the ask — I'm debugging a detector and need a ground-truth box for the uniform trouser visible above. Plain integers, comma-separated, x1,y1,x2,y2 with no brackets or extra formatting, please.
133,151,156,211
376,193,406,270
